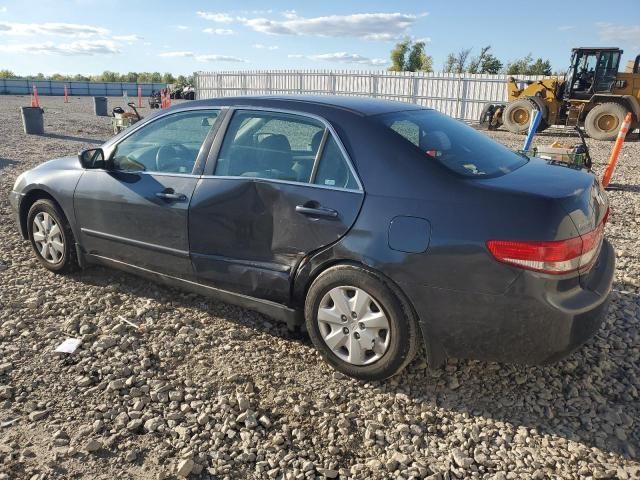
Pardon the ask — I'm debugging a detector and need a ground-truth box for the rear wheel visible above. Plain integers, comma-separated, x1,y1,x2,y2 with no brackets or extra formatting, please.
584,102,628,141
305,265,419,381
503,98,547,135
27,199,78,274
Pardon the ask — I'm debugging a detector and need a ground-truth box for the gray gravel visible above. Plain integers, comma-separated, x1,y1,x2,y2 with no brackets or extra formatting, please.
1,95,639,479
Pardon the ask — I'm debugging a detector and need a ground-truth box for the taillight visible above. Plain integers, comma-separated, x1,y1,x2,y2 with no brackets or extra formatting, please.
487,208,608,275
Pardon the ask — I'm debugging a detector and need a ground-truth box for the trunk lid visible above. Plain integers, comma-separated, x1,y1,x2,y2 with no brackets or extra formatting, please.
476,157,609,282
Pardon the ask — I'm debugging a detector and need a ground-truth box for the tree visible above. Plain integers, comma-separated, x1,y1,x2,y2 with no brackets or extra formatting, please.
101,70,118,82
150,72,162,83
507,54,552,75
162,72,176,84
529,58,552,75
176,74,187,86
388,39,433,72
50,73,67,81
0,69,15,79
468,46,503,74
406,41,433,72
123,72,139,83
388,40,410,72
443,48,472,73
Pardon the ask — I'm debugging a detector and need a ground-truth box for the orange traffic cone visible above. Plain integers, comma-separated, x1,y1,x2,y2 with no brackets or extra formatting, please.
31,84,40,108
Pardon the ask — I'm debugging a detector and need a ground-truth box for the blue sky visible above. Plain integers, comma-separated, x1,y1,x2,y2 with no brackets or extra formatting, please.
1,0,639,76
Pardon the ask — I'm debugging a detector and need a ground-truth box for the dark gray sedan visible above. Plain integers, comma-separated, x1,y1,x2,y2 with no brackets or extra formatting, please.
9,96,614,380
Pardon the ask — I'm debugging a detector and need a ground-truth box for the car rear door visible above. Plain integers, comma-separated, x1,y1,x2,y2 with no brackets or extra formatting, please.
189,108,364,304
74,108,221,276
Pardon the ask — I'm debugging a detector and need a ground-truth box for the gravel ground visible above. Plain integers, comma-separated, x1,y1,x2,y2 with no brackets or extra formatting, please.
0,95,639,480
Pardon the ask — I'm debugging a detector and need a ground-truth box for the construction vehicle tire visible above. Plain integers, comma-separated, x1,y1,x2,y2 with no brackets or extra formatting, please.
584,102,628,141
503,98,546,134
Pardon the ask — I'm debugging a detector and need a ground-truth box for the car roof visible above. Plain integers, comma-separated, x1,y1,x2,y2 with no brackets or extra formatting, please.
186,95,427,117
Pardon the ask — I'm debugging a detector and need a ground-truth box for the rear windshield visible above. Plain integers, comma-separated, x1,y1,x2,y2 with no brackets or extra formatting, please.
375,110,527,177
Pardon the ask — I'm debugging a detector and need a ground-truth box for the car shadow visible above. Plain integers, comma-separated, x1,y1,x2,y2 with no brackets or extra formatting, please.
0,158,19,170
41,133,104,144
71,267,639,460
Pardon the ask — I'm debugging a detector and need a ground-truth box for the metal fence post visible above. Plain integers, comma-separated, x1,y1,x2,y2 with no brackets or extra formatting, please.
459,78,470,120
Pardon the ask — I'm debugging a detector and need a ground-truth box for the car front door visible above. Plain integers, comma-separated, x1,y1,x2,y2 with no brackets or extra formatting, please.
189,108,365,304
74,108,220,276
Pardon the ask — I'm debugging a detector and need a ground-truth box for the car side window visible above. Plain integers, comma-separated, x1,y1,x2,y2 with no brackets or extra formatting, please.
111,110,219,174
313,135,359,190
214,110,324,183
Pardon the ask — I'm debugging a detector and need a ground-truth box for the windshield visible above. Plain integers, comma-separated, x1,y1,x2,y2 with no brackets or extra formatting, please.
375,110,528,177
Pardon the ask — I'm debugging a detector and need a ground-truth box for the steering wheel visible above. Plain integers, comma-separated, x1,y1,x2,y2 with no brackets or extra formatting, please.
155,144,193,172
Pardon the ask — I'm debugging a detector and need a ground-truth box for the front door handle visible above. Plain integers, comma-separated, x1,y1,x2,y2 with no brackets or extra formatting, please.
156,191,187,201
295,205,338,218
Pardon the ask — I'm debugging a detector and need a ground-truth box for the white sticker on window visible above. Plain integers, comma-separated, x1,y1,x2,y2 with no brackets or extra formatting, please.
324,179,336,186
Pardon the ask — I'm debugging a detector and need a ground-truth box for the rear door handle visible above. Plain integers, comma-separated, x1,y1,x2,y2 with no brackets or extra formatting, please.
156,192,187,201
295,205,338,218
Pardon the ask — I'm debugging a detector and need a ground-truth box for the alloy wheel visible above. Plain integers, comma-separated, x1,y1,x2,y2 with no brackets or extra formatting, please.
317,286,391,366
32,212,64,264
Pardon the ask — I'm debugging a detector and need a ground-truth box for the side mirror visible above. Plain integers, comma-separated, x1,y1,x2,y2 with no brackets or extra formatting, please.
78,148,105,169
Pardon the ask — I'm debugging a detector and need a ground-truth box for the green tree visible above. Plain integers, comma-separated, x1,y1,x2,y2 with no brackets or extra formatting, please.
162,72,176,84
101,70,118,82
507,54,552,75
50,73,67,81
123,72,139,83
406,41,433,72
73,74,90,81
388,39,433,72
176,74,187,86
443,48,471,73
529,58,552,75
388,39,410,72
0,69,15,79
468,46,503,74
150,72,162,83
137,72,152,83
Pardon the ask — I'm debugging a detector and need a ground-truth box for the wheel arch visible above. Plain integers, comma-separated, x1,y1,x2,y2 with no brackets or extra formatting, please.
293,256,446,368
19,189,68,240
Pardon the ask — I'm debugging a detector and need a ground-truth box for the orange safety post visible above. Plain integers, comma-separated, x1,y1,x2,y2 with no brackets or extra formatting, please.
64,84,69,103
601,112,633,188
166,90,171,108
137,85,142,108
160,89,165,109
31,84,40,108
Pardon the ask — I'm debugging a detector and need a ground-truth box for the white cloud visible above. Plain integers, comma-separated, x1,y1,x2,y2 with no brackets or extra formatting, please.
597,23,640,47
557,25,575,31
176,25,190,30
243,12,426,40
287,54,305,59
203,28,234,35
113,34,142,42
0,21,108,37
254,43,279,50
196,54,245,62
196,11,234,23
312,52,388,66
158,51,246,62
159,51,194,57
5,39,119,55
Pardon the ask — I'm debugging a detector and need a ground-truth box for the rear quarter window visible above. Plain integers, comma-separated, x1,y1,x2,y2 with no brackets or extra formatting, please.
377,110,527,178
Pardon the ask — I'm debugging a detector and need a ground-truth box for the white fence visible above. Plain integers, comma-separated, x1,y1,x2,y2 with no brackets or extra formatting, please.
194,70,548,122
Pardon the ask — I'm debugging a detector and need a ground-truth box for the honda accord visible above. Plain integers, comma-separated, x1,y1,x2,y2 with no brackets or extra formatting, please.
9,96,614,380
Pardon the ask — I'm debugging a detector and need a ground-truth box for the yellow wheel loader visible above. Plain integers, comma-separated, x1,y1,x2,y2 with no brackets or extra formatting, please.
480,48,640,140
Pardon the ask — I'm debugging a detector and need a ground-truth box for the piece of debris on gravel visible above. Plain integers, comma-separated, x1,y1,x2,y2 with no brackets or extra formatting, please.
0,96,639,479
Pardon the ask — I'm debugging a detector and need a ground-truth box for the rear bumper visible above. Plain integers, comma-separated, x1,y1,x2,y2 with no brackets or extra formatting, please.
402,239,615,365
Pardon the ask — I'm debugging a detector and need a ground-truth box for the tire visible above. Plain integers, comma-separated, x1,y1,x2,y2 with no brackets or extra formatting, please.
304,264,420,381
584,102,628,141
27,199,78,274
502,98,546,135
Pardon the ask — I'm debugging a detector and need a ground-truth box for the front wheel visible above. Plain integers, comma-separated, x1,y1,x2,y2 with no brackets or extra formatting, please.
304,265,419,381
27,199,78,273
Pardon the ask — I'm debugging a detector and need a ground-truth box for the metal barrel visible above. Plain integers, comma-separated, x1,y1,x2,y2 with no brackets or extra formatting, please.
20,106,44,134
93,96,108,116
